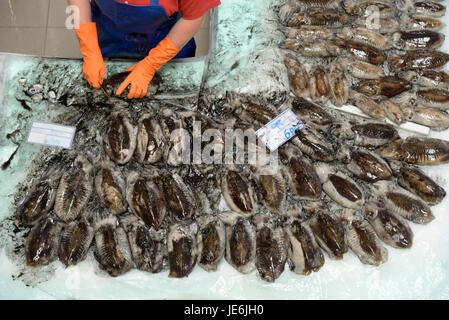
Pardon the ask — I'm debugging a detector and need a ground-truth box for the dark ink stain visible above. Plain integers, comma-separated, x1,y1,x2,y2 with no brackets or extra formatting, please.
16,98,32,111
12,272,24,280
6,129,20,140
1,146,19,170
59,93,68,106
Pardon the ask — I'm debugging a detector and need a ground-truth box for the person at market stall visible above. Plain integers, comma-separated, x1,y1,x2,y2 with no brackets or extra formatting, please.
68,0,220,99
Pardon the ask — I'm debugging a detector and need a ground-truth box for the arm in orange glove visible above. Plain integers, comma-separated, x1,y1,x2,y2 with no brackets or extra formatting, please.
69,0,105,88
75,22,106,88
116,15,206,99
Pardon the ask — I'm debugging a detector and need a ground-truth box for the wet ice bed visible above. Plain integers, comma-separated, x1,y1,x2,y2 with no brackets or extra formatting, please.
1,0,449,299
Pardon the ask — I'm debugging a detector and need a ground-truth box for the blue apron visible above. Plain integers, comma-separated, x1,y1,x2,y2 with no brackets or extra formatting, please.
91,0,196,59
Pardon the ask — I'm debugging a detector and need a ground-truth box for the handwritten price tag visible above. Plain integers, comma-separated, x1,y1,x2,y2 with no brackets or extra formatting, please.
256,109,304,151
27,121,76,149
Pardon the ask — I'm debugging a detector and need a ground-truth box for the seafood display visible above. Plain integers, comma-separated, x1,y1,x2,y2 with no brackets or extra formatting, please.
278,0,449,129
58,219,94,267
5,0,449,288
221,211,256,274
372,180,435,224
341,209,388,266
254,215,288,282
93,212,133,277
316,163,365,208
126,169,167,230
396,165,446,205
285,219,324,275
11,86,449,282
363,201,414,249
307,203,348,260
377,136,449,164
103,110,137,165
25,218,62,266
167,222,198,278
122,214,164,273
197,216,226,271
95,159,128,215
17,169,60,226
54,154,94,222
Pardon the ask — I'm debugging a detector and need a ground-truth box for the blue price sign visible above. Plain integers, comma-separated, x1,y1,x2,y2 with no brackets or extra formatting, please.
256,109,304,151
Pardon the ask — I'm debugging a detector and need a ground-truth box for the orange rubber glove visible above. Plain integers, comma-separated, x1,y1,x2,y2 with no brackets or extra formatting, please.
75,22,106,89
116,36,181,99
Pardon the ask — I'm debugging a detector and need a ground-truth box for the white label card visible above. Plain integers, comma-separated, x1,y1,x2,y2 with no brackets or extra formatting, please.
256,109,304,152
27,121,76,149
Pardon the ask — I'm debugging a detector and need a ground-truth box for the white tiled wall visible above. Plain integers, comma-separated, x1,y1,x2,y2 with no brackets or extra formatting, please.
0,0,210,57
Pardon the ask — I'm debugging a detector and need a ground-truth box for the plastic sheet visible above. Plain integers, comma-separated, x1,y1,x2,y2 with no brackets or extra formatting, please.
199,0,290,111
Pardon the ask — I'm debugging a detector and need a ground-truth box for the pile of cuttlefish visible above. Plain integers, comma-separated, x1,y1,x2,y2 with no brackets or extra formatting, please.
279,0,449,131
16,86,449,282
